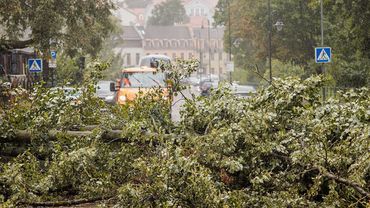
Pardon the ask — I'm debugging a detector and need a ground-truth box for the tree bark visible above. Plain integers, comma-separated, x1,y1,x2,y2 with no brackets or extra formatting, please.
0,39,35,51
0,129,123,144
0,129,175,144
19,195,113,207
323,172,370,198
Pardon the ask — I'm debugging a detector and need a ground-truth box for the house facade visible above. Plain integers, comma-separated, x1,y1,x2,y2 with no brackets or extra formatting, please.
115,26,145,67
143,26,195,60
192,27,228,77
0,48,36,89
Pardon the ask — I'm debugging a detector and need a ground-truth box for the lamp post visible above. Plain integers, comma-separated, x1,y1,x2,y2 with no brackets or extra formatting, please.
268,0,272,84
268,0,284,84
228,0,232,83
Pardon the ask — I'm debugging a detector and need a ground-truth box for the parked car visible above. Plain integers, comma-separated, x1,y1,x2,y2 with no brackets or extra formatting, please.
139,54,171,69
96,80,116,104
231,83,256,98
199,79,218,96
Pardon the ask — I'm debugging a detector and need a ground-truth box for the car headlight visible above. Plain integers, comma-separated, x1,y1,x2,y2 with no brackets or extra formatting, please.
119,95,126,102
105,95,114,101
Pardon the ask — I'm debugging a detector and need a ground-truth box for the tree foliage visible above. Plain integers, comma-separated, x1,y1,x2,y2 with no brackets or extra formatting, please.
215,0,370,87
0,0,115,57
148,0,188,26
0,60,369,207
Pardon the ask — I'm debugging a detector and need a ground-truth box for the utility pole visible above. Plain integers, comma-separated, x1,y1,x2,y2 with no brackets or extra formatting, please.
268,0,272,84
207,18,211,78
198,29,203,81
228,0,232,83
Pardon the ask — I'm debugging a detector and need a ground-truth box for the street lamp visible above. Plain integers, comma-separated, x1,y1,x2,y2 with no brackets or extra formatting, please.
274,20,284,32
268,0,284,84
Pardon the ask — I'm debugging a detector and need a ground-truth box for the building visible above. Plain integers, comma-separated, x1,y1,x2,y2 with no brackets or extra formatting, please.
192,26,228,77
113,0,228,77
143,26,194,60
184,0,217,27
0,48,35,88
114,26,145,67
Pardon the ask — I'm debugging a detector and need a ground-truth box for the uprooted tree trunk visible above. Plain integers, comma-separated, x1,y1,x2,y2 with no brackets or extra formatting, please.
0,130,123,144
0,129,175,144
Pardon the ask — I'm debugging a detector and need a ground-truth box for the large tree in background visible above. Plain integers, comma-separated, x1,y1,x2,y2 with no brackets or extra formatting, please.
148,0,188,26
214,0,370,87
0,0,115,57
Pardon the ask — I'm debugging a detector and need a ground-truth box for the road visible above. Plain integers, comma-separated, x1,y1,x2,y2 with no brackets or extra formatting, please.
171,86,199,122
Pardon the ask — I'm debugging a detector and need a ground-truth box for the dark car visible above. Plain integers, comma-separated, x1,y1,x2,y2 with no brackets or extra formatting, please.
199,79,217,96
139,54,171,69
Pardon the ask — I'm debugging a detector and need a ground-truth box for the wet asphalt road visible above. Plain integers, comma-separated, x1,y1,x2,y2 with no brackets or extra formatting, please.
171,86,199,122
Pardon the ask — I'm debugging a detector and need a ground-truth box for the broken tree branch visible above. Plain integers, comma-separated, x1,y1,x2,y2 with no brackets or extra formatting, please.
323,172,370,198
19,195,114,207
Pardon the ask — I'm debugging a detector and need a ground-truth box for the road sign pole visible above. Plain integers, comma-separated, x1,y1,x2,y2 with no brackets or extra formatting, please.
320,0,326,101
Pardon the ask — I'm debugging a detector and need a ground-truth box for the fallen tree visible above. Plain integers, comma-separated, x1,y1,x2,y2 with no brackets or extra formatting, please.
0,62,369,207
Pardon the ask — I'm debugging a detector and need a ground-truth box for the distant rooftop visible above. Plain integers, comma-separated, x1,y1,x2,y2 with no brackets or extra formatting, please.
144,26,192,39
125,0,152,8
122,26,142,40
192,27,225,39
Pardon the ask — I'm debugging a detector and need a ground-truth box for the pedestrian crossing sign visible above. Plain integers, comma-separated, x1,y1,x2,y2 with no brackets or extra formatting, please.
315,47,331,63
28,59,43,72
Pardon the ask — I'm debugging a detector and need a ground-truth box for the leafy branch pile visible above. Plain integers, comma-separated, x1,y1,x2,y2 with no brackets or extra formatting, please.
0,61,369,207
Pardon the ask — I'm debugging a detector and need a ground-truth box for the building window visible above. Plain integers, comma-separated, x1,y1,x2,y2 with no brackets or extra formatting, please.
195,8,200,16
181,53,184,59
127,53,131,66
188,40,193,48
210,52,214,60
172,40,177,47
211,68,215,74
136,53,140,65
219,52,223,60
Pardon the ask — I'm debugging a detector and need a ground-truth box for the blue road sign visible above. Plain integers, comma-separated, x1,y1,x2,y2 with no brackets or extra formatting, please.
315,47,331,63
28,59,43,72
51,51,57,60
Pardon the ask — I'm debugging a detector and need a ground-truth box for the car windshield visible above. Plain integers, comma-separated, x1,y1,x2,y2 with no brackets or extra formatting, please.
121,72,166,88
